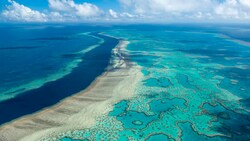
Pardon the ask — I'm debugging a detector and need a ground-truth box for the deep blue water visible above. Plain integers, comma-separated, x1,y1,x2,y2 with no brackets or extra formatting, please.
0,25,119,125
0,25,103,100
1,24,250,139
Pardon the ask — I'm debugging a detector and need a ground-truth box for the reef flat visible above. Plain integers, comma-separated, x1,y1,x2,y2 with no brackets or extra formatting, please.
45,26,250,141
1,25,249,141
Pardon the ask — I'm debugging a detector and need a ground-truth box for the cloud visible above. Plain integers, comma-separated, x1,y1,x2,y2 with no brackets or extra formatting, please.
1,0,104,22
119,0,215,14
118,0,250,21
1,0,47,22
109,9,118,18
48,12,64,22
214,0,250,19
1,0,250,22
239,0,250,8
48,0,102,18
120,12,136,18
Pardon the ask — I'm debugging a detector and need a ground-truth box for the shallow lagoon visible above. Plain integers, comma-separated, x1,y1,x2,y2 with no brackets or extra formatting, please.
44,25,250,140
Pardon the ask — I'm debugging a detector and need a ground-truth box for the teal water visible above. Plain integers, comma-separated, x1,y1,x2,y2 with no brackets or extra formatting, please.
43,25,250,140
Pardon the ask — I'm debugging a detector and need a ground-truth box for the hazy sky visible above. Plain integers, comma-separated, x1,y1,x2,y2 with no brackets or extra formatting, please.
1,0,250,23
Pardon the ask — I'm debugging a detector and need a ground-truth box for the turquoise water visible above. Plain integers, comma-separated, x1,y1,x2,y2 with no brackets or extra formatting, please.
29,25,250,140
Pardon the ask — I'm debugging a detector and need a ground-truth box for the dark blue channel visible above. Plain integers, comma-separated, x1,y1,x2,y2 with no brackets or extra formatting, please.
0,33,119,125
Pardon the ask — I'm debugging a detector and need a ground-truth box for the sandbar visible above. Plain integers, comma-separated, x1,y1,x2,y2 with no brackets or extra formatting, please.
0,40,142,141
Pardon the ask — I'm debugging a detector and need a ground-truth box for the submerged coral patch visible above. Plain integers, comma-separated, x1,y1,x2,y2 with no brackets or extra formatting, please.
46,27,250,141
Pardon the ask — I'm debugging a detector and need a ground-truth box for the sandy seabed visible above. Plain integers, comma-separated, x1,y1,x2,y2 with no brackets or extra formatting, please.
0,40,142,141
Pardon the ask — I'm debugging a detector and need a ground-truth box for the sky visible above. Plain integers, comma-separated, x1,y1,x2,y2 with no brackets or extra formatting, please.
0,0,250,23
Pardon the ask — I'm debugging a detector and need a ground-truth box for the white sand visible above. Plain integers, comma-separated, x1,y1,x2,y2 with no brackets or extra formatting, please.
0,40,142,141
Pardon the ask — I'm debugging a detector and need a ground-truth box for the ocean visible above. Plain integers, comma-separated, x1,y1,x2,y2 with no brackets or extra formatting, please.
0,24,119,125
0,24,250,140
56,24,250,141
